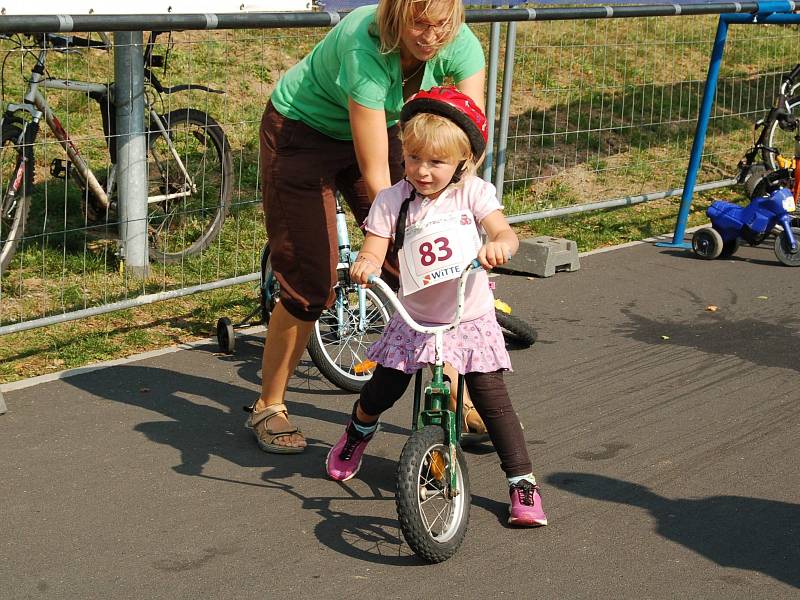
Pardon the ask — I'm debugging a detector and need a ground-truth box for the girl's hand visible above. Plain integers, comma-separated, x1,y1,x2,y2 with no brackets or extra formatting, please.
478,241,513,270
350,254,382,286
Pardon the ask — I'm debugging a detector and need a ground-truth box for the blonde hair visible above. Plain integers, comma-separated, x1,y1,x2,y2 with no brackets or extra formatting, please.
374,0,464,55
401,112,478,178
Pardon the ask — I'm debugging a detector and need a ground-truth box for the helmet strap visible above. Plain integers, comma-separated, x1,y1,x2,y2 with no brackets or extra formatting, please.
392,180,418,255
449,160,467,185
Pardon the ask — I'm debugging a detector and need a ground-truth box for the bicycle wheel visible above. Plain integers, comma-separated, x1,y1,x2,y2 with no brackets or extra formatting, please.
396,425,470,563
763,88,800,171
307,284,391,392
495,309,537,347
774,226,800,266
147,108,233,263
0,118,33,275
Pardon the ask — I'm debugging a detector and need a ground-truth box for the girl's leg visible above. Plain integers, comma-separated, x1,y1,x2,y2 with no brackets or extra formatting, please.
327,365,412,481
464,371,547,526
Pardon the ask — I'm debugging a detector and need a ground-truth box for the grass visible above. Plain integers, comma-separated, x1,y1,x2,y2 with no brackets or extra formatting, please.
0,17,795,384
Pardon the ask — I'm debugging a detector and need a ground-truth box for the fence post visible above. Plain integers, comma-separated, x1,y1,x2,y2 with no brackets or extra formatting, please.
657,16,729,249
493,20,516,200
482,21,502,182
114,31,150,278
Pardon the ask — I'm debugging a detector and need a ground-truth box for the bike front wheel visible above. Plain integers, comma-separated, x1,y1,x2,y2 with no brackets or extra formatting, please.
147,108,233,263
396,425,470,563
307,284,391,392
763,89,800,171
0,118,34,275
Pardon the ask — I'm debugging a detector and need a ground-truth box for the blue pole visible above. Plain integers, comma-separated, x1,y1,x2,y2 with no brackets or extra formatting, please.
657,15,728,248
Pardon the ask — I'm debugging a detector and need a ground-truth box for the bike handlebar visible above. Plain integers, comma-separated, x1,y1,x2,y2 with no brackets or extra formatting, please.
367,258,482,336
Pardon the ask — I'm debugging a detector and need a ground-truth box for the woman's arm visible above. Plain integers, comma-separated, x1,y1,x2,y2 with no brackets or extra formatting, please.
456,68,486,111
349,99,392,202
478,209,519,269
351,233,391,285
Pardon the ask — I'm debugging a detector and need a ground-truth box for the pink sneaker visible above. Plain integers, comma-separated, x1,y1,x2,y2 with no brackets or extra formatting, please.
325,424,376,482
508,481,548,526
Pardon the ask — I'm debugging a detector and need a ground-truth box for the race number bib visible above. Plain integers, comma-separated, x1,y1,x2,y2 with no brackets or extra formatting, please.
398,210,481,295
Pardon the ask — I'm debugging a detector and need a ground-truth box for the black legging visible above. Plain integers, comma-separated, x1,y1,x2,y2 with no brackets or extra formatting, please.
359,365,532,477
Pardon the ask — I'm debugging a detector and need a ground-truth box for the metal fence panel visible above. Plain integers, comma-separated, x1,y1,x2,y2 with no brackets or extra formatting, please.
0,5,795,336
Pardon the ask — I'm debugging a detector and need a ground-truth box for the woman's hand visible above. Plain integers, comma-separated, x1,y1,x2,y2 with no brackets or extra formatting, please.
350,254,382,286
478,241,513,270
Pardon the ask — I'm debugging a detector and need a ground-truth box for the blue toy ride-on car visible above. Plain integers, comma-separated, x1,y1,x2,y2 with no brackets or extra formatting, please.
692,186,800,266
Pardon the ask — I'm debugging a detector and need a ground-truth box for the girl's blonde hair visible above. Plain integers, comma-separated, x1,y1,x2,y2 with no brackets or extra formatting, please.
374,0,464,54
401,112,478,178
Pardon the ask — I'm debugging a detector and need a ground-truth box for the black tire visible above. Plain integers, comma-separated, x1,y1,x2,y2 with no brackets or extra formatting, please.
216,316,235,354
495,309,537,347
742,163,792,201
0,118,33,275
260,244,280,325
307,284,391,392
719,236,741,258
396,425,470,563
692,227,723,260
146,108,233,263
774,226,800,266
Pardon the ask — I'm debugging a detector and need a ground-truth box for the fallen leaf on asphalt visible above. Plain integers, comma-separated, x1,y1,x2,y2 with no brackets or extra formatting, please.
706,305,718,312
661,335,670,340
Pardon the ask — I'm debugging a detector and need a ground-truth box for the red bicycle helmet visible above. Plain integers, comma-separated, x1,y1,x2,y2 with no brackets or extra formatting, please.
401,85,488,158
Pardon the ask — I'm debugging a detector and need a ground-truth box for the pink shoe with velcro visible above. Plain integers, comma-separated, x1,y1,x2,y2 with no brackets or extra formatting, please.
508,480,548,526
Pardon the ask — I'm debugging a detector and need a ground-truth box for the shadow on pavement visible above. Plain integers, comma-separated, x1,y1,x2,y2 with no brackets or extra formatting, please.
617,303,800,372
547,472,800,589
65,362,411,476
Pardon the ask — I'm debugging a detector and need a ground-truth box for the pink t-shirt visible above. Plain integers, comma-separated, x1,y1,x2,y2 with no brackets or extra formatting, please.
365,176,502,324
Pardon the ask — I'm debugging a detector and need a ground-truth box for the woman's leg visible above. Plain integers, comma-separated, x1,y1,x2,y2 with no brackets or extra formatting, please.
442,363,487,436
252,103,346,451
252,303,315,449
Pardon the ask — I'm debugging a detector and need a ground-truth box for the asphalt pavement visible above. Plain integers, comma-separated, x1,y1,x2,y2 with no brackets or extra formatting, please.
1,236,798,599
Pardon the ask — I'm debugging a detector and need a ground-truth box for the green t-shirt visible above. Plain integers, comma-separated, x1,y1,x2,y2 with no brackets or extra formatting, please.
270,4,485,140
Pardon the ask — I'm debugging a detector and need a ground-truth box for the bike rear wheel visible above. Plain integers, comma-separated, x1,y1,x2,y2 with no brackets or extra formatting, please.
0,118,33,275
147,108,233,263
495,309,537,347
396,425,470,563
307,284,391,392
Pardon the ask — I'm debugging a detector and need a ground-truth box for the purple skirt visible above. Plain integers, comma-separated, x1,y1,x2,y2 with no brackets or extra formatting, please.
366,309,512,375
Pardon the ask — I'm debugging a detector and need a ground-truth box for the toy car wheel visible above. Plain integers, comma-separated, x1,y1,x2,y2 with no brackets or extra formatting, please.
719,236,740,258
692,228,723,260
216,316,235,354
774,226,800,266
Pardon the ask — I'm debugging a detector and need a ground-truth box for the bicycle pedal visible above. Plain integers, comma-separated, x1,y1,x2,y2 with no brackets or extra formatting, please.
49,158,71,179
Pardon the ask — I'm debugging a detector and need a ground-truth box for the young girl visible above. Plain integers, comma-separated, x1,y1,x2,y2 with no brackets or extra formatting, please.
325,86,547,527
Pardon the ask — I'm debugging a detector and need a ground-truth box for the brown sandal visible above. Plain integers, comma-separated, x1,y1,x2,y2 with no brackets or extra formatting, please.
456,399,490,446
244,402,306,454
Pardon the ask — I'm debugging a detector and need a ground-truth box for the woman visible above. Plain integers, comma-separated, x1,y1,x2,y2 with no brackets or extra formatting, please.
248,0,486,453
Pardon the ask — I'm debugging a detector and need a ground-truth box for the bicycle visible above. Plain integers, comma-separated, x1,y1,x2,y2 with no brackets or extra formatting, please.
0,31,233,275
216,192,393,392
365,258,482,563
738,64,800,201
